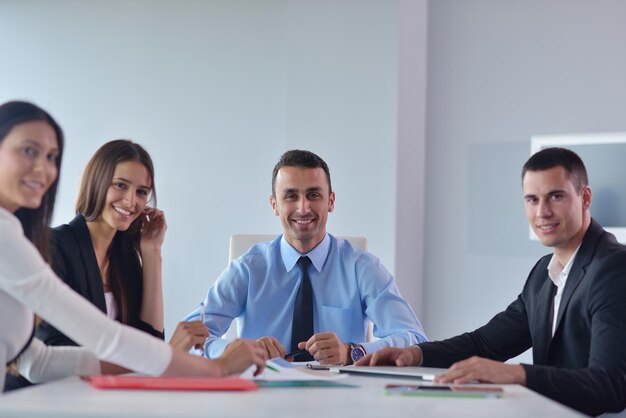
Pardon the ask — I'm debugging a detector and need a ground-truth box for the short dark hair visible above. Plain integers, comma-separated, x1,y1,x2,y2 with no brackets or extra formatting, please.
271,150,332,197
522,147,588,192
0,100,64,263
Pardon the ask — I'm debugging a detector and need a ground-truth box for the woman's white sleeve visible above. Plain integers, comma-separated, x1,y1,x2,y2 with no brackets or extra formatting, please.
0,213,172,376
18,338,100,383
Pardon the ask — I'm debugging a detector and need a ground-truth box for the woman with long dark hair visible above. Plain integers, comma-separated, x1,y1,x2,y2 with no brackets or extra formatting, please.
0,101,265,392
37,139,206,351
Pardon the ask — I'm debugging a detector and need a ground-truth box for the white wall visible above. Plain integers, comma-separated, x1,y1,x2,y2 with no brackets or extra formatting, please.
396,0,428,320
424,0,626,360
1,0,414,336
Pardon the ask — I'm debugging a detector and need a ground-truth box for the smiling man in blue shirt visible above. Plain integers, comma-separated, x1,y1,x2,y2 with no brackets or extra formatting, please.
185,150,426,364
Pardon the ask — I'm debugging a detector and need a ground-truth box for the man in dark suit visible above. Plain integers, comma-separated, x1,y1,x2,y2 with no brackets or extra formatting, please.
357,147,626,416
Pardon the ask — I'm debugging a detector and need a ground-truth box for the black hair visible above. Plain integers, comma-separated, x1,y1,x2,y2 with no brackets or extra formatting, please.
271,149,331,197
522,147,588,192
0,100,64,263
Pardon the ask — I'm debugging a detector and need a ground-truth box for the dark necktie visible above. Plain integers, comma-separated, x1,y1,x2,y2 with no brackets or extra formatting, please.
291,256,314,361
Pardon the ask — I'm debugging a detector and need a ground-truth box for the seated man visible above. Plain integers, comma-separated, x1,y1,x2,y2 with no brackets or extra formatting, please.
357,147,626,416
185,149,427,364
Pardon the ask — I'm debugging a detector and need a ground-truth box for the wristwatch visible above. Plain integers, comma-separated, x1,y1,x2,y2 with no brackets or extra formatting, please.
348,342,366,364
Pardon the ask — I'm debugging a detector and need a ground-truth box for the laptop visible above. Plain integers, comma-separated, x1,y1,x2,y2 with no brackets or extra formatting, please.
328,366,448,381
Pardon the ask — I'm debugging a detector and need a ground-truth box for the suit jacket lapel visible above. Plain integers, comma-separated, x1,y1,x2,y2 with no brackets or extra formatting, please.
554,266,586,333
553,220,603,334
70,215,107,314
534,276,557,365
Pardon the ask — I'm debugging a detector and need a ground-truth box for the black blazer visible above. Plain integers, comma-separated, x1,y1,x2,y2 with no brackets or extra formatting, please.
36,215,164,346
419,219,626,416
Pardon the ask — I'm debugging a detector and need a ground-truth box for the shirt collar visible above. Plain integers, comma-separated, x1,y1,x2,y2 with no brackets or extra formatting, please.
280,233,330,273
547,244,582,286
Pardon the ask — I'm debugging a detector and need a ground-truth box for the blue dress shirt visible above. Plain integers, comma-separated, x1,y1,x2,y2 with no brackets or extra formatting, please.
184,233,427,358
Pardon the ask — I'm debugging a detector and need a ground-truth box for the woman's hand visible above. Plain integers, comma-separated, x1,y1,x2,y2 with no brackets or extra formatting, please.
140,207,167,254
138,207,167,328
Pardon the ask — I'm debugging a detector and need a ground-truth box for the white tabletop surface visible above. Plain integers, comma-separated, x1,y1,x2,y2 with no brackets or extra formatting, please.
0,371,585,418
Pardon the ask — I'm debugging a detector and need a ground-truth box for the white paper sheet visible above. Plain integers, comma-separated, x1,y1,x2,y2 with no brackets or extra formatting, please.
240,359,348,381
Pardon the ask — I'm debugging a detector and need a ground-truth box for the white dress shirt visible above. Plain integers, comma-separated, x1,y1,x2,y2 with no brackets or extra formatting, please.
547,245,581,336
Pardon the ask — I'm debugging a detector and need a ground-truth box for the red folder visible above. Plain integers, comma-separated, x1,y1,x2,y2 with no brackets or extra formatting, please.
84,375,258,391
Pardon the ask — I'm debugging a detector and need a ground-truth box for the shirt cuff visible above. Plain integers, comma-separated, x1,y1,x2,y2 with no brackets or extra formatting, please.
207,337,231,358
361,339,387,354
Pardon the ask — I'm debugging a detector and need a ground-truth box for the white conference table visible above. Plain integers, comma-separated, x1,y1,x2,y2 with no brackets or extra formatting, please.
0,371,585,418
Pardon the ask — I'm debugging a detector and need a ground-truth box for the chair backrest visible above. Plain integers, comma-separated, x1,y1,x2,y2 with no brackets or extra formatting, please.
228,234,368,262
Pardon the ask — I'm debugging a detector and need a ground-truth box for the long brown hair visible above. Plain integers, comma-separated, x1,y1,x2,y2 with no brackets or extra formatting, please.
0,101,64,263
76,139,156,325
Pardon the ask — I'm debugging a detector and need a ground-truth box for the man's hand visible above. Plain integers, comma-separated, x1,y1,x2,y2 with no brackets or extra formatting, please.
216,339,267,377
256,336,286,359
355,346,422,367
168,321,209,352
298,332,349,365
434,356,527,385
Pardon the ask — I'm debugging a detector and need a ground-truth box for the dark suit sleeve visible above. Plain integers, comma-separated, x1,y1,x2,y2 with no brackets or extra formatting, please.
134,320,165,340
522,250,626,416
35,230,79,347
419,293,532,367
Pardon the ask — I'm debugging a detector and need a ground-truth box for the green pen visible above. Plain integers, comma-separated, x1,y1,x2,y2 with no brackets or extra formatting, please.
265,364,280,373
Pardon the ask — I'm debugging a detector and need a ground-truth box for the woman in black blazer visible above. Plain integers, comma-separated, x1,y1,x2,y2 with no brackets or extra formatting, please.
37,140,207,349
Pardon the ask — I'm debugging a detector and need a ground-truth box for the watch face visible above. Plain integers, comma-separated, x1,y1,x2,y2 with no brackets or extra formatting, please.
351,346,366,363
